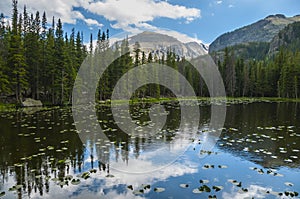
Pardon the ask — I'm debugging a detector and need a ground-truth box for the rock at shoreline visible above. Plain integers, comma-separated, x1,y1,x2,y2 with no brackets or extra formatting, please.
21,98,43,107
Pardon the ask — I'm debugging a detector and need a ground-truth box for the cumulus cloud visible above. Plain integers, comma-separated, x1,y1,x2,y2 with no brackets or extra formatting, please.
0,0,101,27
73,10,103,28
109,20,203,44
0,0,202,43
83,0,200,30
222,185,274,199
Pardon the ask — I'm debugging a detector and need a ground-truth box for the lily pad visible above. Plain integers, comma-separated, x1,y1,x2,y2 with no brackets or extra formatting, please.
179,184,189,188
47,146,55,150
212,185,223,192
15,185,22,190
154,187,165,193
198,185,211,192
35,175,42,179
0,191,5,197
202,164,214,169
284,159,293,163
8,187,16,191
284,182,294,187
199,179,209,184
192,188,202,194
58,159,66,164
71,179,81,185
81,172,90,179
228,179,240,186
65,175,73,180
133,189,144,195
51,178,59,182
59,181,67,187
141,184,151,189
127,185,133,190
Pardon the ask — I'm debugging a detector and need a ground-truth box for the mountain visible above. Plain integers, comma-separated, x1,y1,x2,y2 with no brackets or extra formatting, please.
210,21,300,61
211,42,270,61
119,31,208,59
209,14,300,53
269,21,300,54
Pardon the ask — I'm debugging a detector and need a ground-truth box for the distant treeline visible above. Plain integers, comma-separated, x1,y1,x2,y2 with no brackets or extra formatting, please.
212,45,300,98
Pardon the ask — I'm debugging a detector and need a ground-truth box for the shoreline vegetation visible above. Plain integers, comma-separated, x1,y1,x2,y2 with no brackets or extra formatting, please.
1,97,299,112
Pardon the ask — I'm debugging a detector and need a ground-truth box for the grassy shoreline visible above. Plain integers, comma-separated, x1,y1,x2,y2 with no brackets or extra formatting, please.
0,97,300,112
0,103,17,112
98,96,300,106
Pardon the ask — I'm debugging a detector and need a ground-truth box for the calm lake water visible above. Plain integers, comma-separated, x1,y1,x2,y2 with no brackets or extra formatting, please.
0,101,300,199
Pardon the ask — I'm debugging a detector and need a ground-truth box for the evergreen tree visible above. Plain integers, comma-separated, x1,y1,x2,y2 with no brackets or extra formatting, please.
223,47,236,96
44,18,55,102
0,13,10,94
54,18,64,104
8,0,28,103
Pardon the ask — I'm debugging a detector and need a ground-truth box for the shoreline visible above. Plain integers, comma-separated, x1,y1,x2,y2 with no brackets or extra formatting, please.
1,97,300,112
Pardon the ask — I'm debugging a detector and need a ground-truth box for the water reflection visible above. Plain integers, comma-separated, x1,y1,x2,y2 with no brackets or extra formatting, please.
219,102,300,168
0,101,299,198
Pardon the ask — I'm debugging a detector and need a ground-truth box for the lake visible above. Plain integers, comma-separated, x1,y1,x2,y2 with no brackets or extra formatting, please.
0,100,299,198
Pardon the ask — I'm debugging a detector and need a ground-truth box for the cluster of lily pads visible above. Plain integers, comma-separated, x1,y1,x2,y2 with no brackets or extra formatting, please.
218,125,300,166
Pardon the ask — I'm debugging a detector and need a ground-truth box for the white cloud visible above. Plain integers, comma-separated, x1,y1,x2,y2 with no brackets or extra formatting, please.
109,22,204,44
156,29,203,43
73,11,103,27
0,0,202,43
84,18,103,27
0,0,101,27
83,0,200,31
222,185,275,199
0,0,200,27
216,0,223,4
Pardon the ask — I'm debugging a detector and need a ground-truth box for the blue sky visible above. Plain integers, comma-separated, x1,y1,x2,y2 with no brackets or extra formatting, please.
0,0,300,44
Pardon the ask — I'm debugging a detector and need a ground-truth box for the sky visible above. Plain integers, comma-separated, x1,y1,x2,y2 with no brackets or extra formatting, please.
0,0,300,44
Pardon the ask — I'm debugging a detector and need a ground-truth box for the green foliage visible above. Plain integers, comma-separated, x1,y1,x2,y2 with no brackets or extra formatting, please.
1,0,300,105
215,47,300,98
0,1,88,104
213,20,300,99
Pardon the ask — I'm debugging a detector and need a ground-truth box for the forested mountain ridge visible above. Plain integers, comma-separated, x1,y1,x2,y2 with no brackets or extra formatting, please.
209,14,300,53
210,20,300,62
211,20,300,98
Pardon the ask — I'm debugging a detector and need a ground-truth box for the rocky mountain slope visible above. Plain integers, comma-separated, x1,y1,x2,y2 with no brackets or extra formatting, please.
269,21,300,54
209,14,300,53
124,31,208,59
